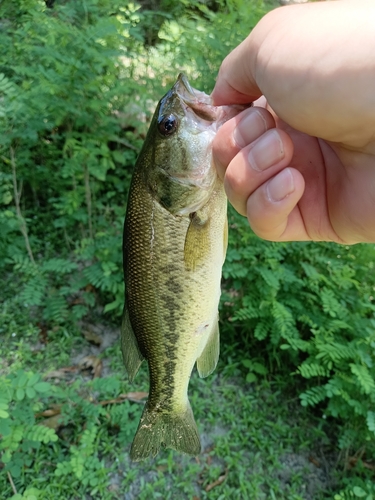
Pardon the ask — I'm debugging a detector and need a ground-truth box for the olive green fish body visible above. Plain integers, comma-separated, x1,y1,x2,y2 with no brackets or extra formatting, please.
122,75,241,461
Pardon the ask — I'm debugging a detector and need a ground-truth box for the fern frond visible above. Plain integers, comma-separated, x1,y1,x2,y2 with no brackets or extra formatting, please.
298,361,329,379
42,258,78,274
271,301,296,337
366,411,375,435
43,294,68,322
300,262,329,284
253,320,270,341
257,267,280,290
25,425,58,444
19,274,48,306
349,364,375,395
320,287,347,318
232,306,261,321
300,386,327,407
316,341,357,363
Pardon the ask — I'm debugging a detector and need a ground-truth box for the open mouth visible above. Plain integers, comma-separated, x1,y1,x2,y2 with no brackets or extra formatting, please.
175,73,218,123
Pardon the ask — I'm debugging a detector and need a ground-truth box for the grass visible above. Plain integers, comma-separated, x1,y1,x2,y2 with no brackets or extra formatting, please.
0,288,341,500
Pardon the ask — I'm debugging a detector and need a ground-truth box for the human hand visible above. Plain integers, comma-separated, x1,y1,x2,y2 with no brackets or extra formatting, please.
211,0,375,244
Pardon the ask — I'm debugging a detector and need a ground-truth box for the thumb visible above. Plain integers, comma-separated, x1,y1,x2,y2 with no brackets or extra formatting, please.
211,35,261,106
210,7,281,107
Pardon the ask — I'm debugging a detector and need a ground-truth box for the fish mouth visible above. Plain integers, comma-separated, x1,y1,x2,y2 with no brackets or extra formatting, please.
174,73,195,98
175,73,218,123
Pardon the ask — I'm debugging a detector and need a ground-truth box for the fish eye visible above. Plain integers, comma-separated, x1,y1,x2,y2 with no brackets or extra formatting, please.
158,114,179,137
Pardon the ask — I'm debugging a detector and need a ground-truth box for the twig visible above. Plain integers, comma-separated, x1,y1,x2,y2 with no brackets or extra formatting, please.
10,146,35,264
7,471,17,495
83,164,93,240
114,137,138,151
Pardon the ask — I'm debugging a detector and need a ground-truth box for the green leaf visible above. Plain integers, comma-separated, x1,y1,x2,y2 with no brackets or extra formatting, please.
10,463,21,477
280,344,290,350
242,359,252,369
366,411,375,434
26,387,36,399
34,382,51,393
27,373,41,387
246,373,257,383
18,371,28,388
16,388,25,401
350,364,375,395
252,362,268,375
353,486,367,498
0,418,11,435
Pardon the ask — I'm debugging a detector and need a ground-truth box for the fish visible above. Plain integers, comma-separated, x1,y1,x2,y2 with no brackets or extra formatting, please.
122,74,245,462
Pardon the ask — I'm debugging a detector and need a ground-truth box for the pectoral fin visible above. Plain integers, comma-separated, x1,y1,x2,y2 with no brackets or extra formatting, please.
196,317,220,378
184,212,210,271
121,304,144,382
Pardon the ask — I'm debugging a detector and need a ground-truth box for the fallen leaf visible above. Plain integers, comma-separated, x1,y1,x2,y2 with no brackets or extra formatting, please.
39,414,63,431
363,462,375,472
35,404,62,418
126,391,148,402
205,469,228,492
70,297,86,306
308,455,321,468
37,322,49,344
99,392,148,406
204,445,215,455
348,456,375,472
156,465,168,472
82,329,102,346
78,355,103,378
44,366,78,379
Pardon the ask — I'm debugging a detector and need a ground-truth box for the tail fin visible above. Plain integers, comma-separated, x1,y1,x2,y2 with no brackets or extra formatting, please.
130,402,201,461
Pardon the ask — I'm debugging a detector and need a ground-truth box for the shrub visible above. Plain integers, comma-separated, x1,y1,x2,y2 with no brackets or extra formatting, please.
222,208,375,453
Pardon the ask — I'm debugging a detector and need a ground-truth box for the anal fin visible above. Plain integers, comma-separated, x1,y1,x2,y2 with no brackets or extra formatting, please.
121,304,144,382
196,317,220,378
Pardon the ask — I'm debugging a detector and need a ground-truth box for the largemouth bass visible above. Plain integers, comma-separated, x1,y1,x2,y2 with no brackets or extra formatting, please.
122,74,243,461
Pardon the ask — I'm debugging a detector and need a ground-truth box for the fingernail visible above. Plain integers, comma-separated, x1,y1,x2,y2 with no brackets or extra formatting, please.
233,108,268,148
267,168,294,202
248,129,284,172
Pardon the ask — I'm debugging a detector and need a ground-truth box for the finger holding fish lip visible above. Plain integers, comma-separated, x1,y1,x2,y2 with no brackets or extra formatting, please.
223,126,295,215
212,105,304,239
212,106,275,180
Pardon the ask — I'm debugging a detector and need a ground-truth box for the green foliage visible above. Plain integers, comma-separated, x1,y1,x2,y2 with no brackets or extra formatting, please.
9,488,42,500
242,358,268,383
0,364,140,496
55,424,104,484
1,0,262,321
0,371,58,478
334,480,375,500
0,0,143,319
222,208,375,454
